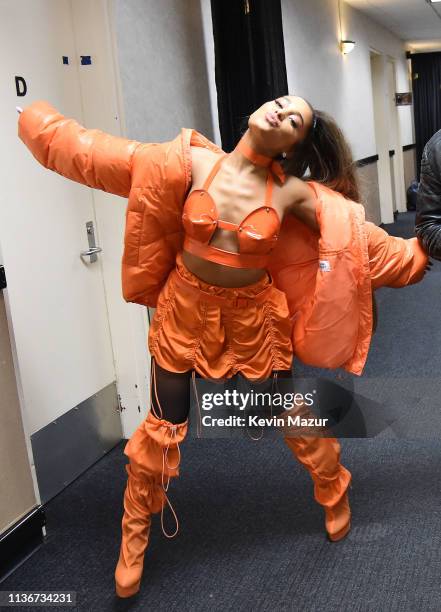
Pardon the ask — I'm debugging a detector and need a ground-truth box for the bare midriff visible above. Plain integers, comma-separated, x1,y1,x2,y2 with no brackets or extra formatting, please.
182,249,267,287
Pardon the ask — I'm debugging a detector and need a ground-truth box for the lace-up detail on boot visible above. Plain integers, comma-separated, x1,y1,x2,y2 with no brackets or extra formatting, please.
115,361,188,598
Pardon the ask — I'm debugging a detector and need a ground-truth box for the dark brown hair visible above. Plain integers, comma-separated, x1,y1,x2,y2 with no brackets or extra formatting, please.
285,108,361,203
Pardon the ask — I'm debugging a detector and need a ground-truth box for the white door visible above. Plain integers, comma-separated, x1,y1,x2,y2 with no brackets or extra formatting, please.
0,0,123,502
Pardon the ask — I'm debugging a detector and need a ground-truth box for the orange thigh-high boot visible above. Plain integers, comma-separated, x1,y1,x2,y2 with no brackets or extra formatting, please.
284,435,352,542
114,412,188,597
239,372,351,541
114,361,189,598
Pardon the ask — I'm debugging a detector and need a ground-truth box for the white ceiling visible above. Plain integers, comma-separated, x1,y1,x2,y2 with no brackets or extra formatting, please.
345,0,441,47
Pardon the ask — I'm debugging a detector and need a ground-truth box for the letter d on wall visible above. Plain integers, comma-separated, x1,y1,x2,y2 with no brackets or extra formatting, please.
15,76,27,97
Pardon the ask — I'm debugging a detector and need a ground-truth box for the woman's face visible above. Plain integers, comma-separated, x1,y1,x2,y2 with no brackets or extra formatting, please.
248,95,314,156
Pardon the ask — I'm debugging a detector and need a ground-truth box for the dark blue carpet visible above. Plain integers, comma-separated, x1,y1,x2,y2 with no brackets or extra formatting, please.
3,212,441,611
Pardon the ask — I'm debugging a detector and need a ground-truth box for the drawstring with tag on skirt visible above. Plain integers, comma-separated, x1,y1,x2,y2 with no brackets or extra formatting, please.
244,370,279,441
149,356,183,539
191,370,204,438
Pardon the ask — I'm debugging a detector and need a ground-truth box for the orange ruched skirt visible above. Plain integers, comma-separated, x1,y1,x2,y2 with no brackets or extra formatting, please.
148,252,293,379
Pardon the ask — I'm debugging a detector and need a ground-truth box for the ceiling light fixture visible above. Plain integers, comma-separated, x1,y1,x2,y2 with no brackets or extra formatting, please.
341,40,356,54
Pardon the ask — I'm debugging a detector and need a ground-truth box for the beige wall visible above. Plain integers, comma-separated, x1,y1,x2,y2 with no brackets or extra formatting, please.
356,162,381,226
0,292,37,535
355,150,416,225
113,0,213,143
403,147,417,190
281,0,413,162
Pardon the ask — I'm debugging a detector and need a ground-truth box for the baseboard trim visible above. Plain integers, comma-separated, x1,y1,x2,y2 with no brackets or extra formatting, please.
356,154,379,167
0,506,46,583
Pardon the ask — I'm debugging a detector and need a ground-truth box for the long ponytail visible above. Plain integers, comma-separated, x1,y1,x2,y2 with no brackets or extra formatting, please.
285,109,361,203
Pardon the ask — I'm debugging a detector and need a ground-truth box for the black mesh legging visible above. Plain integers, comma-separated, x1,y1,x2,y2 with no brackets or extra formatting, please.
150,357,293,424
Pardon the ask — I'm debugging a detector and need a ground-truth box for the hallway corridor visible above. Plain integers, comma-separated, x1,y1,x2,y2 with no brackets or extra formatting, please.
3,214,440,611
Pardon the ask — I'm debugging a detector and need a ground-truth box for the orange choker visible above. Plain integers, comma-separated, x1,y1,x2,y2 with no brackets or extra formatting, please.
235,139,286,184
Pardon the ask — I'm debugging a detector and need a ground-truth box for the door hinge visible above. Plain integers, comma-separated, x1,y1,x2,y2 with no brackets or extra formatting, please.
0,266,6,290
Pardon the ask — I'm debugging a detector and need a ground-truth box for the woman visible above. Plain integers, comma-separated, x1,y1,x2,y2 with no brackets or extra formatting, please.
17,96,428,598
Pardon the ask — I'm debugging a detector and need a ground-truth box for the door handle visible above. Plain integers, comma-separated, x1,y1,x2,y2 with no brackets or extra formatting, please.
80,221,102,263
80,246,103,263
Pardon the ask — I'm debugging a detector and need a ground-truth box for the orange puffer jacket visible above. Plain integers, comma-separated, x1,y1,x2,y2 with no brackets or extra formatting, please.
18,101,428,376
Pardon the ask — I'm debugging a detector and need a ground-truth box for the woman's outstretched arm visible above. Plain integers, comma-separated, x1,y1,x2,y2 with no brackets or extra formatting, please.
18,100,142,198
365,221,430,289
285,178,430,287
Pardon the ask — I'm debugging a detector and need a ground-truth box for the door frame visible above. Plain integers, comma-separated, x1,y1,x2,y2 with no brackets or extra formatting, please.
369,49,395,224
386,56,406,213
71,0,151,439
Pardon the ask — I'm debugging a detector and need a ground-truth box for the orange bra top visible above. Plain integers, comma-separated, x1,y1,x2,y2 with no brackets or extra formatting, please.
182,153,281,269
